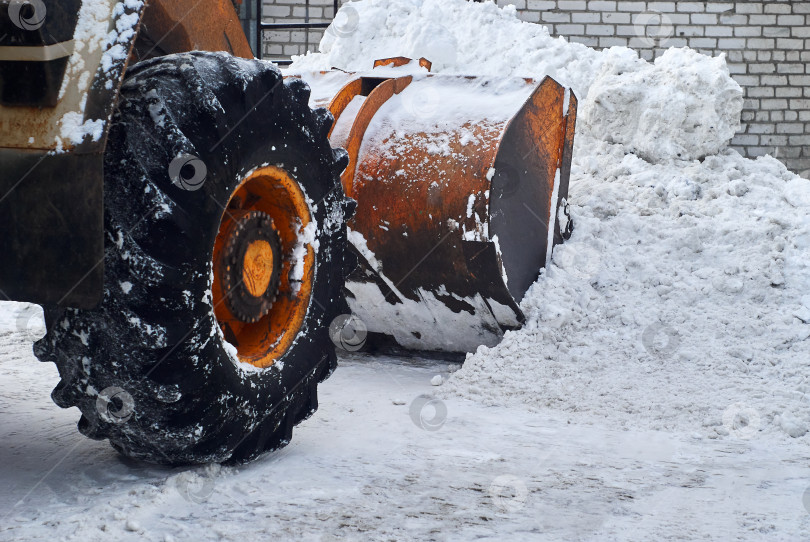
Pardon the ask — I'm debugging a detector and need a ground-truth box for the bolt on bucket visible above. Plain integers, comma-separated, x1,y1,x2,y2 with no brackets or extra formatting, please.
293,60,577,355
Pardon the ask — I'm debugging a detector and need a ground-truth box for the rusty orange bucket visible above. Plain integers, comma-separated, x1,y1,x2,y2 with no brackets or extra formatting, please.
292,60,577,354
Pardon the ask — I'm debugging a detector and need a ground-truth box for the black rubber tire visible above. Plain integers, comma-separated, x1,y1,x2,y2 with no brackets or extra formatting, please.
33,51,353,465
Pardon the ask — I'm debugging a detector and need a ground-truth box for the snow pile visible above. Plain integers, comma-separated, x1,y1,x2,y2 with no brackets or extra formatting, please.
447,146,810,439
295,0,810,440
289,0,742,162
581,48,743,163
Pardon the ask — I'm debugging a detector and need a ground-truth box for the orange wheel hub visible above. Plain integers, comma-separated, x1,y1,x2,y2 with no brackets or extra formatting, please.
213,166,315,368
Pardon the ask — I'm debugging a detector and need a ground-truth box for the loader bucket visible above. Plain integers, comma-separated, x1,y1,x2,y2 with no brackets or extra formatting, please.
295,63,577,355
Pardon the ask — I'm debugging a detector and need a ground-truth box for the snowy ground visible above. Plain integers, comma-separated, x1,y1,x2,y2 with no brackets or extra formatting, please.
2,308,810,541
4,0,810,539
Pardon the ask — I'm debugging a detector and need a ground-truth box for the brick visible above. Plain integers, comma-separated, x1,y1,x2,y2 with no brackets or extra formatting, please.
665,14,691,24
666,37,689,47
617,1,646,10
705,26,733,37
558,0,587,9
542,11,571,22
757,50,772,61
688,37,717,48
616,25,638,36
572,12,601,23
736,3,763,14
734,26,762,37
603,12,631,23
518,11,541,22
706,2,734,13
777,123,805,134
733,74,759,86
748,123,775,133
586,23,616,36
779,15,806,25
265,5,290,16
748,14,777,25
588,1,617,10
676,25,704,37
771,111,784,122
773,50,786,61
628,36,653,48
743,50,758,61
761,135,789,146
779,147,802,158
647,2,676,11
719,13,748,25
777,38,804,49
761,75,788,85
718,38,747,49
527,0,556,9
741,111,756,121
555,24,586,35
749,63,776,73
785,111,799,121
795,3,810,14
691,13,718,24
497,0,527,7
762,99,789,109
728,63,747,74
734,135,760,145
763,26,791,38
764,4,792,14
599,37,628,47
800,111,810,121
676,2,704,12
747,38,775,49
747,87,775,98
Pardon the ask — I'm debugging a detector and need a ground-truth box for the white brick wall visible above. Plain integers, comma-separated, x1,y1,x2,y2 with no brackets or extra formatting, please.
497,0,810,173
260,0,343,58
261,0,810,173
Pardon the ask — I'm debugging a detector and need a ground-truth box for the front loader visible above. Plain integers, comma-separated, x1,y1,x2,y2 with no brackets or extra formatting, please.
0,0,576,464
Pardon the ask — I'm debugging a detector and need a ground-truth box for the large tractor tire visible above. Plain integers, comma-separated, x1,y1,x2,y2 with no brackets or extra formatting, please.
33,52,353,464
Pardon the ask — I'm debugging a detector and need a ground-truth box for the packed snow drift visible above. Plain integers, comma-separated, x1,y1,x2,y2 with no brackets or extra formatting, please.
291,0,810,441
